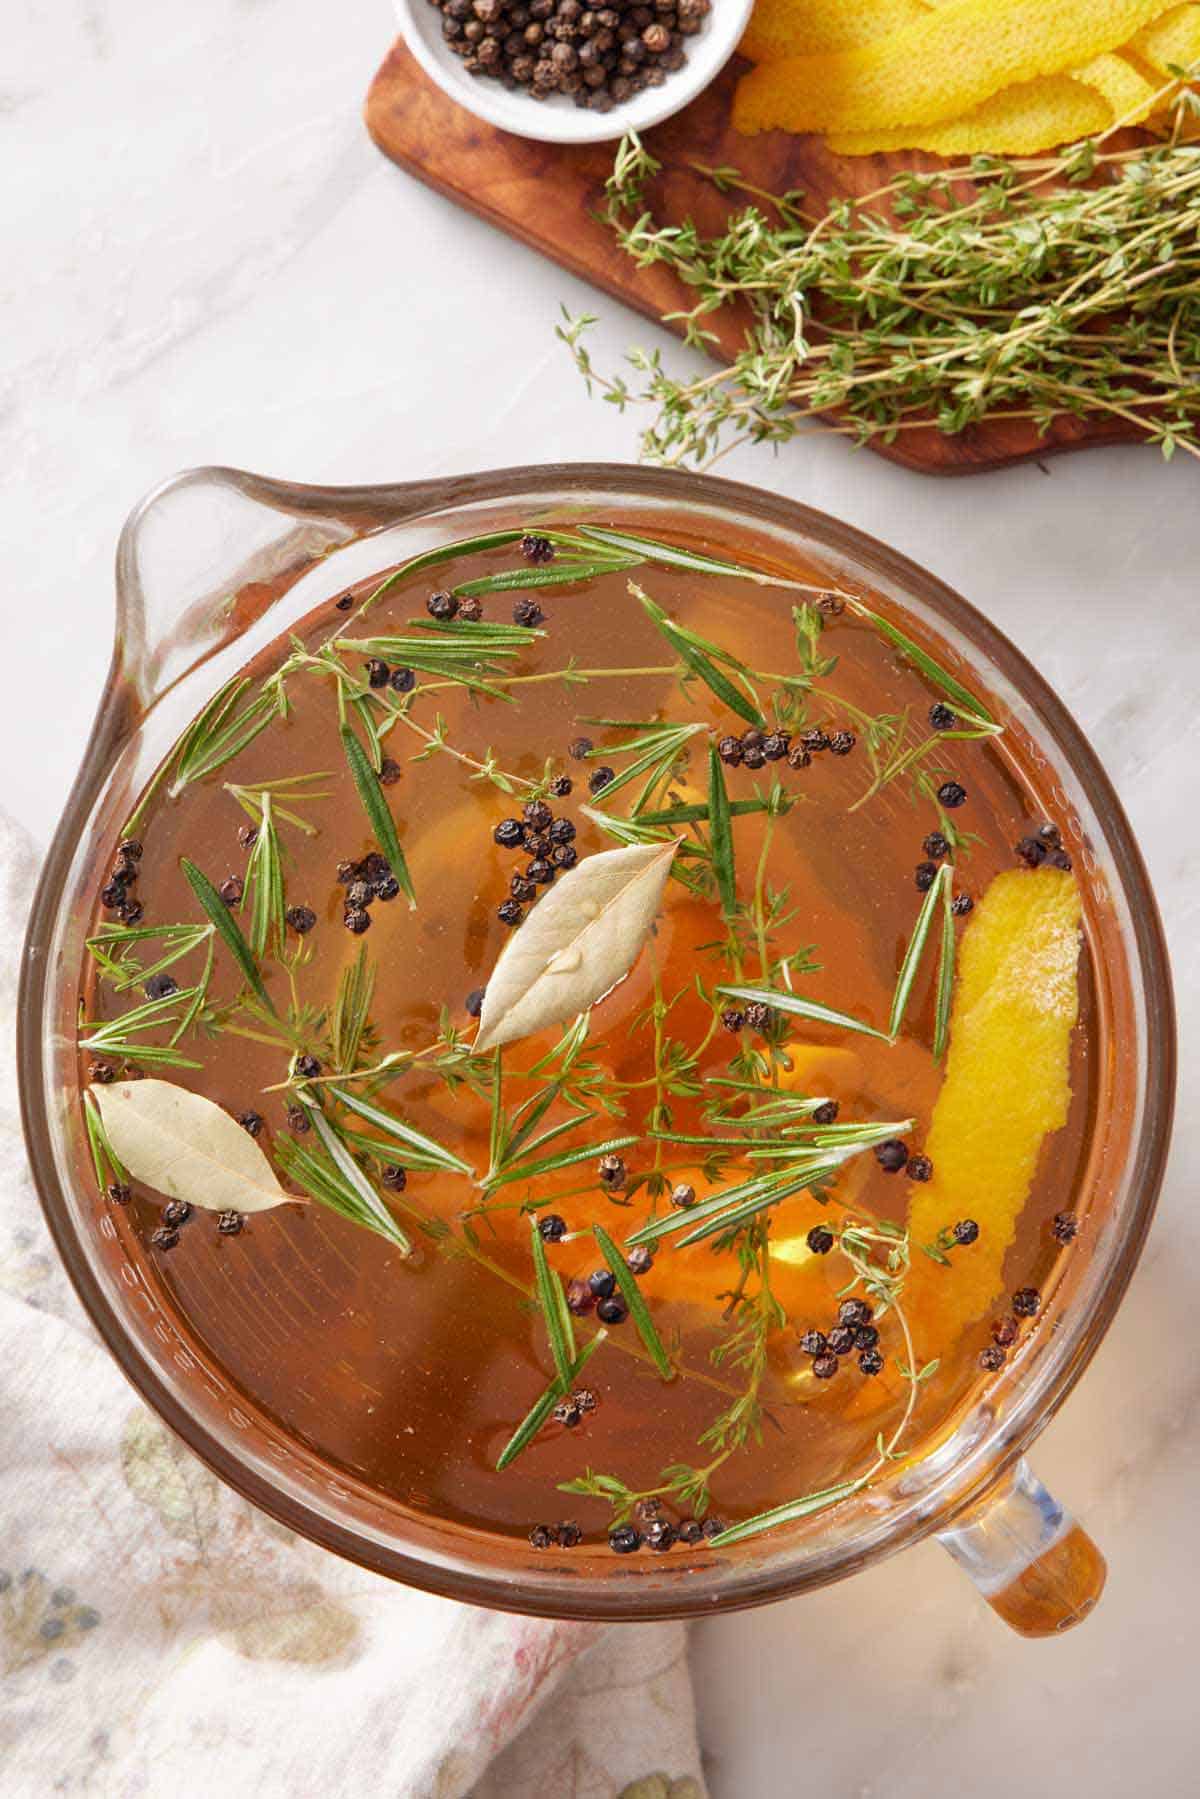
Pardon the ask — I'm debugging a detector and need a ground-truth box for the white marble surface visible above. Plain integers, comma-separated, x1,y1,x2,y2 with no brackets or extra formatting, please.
4,2,1198,1792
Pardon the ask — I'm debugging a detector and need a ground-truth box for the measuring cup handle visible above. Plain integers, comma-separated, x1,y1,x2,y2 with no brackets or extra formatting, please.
936,1458,1106,1636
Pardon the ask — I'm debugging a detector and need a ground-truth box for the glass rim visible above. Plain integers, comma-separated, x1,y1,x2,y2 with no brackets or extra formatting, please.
17,460,1177,1620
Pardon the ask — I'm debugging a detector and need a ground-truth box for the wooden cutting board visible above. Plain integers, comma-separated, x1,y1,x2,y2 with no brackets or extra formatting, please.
365,40,1143,475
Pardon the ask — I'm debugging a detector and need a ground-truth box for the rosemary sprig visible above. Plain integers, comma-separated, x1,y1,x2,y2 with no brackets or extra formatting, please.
531,1216,577,1386
82,1087,127,1188
329,943,376,1075
181,858,271,1008
582,720,706,811
86,920,212,994
593,1224,673,1379
281,1105,413,1254
889,864,952,1040
706,741,737,919
716,983,889,1042
224,772,332,836
80,987,205,1069
495,1335,604,1472
330,1084,475,1175
338,723,416,906
630,585,763,727
242,792,285,957
934,870,957,1061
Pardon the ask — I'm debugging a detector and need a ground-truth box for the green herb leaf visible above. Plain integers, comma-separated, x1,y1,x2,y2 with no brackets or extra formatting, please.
82,1087,127,1188
495,1335,603,1471
707,1479,863,1547
889,864,951,1041
934,872,957,1060
243,792,285,957
851,605,996,726
285,1106,412,1254
329,943,376,1075
181,857,272,1008
331,1084,474,1175
717,983,890,1042
339,723,416,906
593,1224,673,1380
630,585,763,727
531,1216,576,1386
706,742,737,919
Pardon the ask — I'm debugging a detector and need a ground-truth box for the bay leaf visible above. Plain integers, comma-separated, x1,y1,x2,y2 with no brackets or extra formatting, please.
90,1079,293,1214
474,839,680,1053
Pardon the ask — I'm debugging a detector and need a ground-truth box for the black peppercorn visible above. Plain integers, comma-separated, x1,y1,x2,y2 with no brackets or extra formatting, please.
526,858,555,886
523,799,553,831
285,905,317,935
800,728,829,754
827,1326,856,1357
513,597,546,627
457,594,484,623
556,1521,583,1549
812,1100,838,1126
465,987,485,1018
100,880,126,910
588,765,615,794
677,1518,703,1545
427,590,459,620
538,1213,567,1242
588,1268,616,1299
118,838,143,862
548,817,576,845
334,592,354,612
951,893,975,917
812,1353,839,1379
929,703,957,731
347,879,372,909
551,844,578,870
553,1398,582,1429
743,1000,772,1032
953,1218,980,1246
521,533,554,564
626,1244,654,1276
218,1211,244,1237
854,1324,879,1352
762,732,789,761
113,853,140,882
285,1105,310,1134
390,666,416,694
150,1226,180,1251
923,831,950,860
497,899,524,926
365,658,389,689
644,1518,676,1552
566,1277,595,1315
378,759,402,788
494,817,524,848
596,1294,628,1324
717,734,744,766
741,743,766,769
859,1348,885,1376
979,1344,1006,1371
1012,1286,1041,1317
875,1138,909,1172
522,827,551,856
120,899,144,925
721,1008,745,1034
550,774,572,797
701,1516,725,1541
381,1165,407,1191
219,876,243,906
598,1152,627,1187
238,1110,264,1138
670,1182,696,1210
343,907,371,934
1044,847,1074,871
609,1523,641,1554
162,1199,192,1228
838,1297,872,1328
786,743,812,770
295,1054,321,1079
529,1523,555,1550
1051,1211,1078,1244
937,780,967,809
144,973,179,1001
992,1315,1020,1347
741,729,764,749
335,860,359,885
510,875,537,903
915,861,938,892
569,736,593,760
907,1154,934,1182
799,1328,827,1356
806,1225,834,1255
107,1181,132,1205
828,730,856,756
1015,835,1046,867
374,874,401,902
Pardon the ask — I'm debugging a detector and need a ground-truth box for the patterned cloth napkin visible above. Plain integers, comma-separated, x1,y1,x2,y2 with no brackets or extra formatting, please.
0,809,706,1798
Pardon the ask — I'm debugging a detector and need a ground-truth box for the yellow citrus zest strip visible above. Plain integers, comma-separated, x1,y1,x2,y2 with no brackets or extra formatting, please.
732,0,1174,137
740,0,928,65
1073,50,1161,121
1130,0,1200,72
827,75,1111,156
903,867,1082,1353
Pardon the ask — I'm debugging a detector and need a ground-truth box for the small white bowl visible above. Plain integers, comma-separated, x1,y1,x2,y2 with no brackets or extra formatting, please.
393,0,754,145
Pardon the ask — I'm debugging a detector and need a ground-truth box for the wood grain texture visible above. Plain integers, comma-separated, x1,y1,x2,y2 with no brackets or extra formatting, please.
364,40,1143,476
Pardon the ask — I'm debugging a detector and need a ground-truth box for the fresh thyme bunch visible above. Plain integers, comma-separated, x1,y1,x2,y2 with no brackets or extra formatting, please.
558,80,1200,466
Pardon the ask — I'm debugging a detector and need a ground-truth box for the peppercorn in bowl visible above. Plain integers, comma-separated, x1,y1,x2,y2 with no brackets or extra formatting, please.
20,462,1172,1629
395,0,751,143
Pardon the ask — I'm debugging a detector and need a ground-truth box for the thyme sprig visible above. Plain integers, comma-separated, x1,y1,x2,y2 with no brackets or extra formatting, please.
561,96,1200,467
